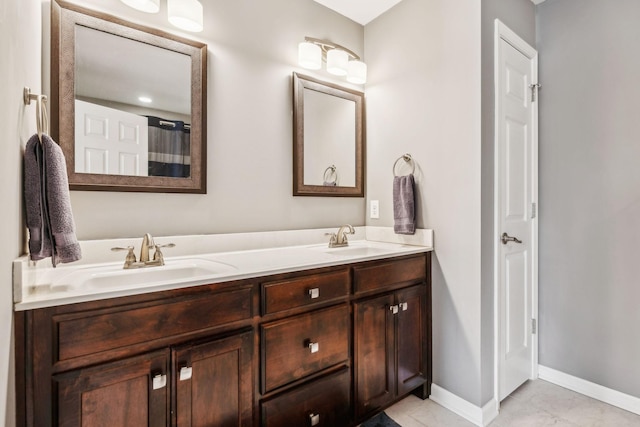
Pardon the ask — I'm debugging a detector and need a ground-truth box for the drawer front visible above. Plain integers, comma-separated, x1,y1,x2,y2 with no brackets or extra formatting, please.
261,368,350,427
56,286,253,362
262,304,349,393
354,255,426,295
262,269,350,315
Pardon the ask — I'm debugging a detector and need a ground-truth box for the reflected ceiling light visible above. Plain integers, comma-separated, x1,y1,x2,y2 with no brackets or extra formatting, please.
138,96,153,103
119,0,159,13
298,37,367,84
168,0,204,32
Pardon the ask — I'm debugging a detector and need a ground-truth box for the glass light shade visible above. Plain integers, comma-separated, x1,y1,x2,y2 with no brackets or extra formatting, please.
326,49,349,76
298,42,322,70
347,60,367,84
120,0,159,13
168,0,204,32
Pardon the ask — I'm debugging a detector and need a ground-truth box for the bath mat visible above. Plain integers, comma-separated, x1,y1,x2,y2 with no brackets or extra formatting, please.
360,411,402,427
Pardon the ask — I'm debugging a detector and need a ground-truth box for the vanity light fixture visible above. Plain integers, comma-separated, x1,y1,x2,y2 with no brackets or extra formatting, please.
298,37,367,84
168,0,204,32
119,0,204,32
119,0,160,14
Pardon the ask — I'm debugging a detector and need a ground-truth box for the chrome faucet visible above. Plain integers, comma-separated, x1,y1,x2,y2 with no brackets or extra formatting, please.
112,233,175,269
140,233,155,263
327,224,355,248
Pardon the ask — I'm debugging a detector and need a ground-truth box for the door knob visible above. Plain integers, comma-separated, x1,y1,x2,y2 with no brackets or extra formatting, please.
501,232,522,245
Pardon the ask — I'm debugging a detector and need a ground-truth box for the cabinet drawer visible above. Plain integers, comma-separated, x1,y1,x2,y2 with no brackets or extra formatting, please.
262,269,349,315
261,304,349,393
354,256,426,295
261,368,350,427
56,286,252,362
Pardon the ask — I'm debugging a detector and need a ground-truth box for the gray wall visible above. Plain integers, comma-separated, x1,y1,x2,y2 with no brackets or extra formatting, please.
0,0,41,424
480,0,535,405
57,0,366,240
365,0,484,406
537,0,640,398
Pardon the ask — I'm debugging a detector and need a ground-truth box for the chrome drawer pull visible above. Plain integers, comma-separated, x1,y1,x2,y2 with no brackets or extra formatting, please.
389,305,399,315
309,413,320,426
179,366,193,381
308,288,320,299
152,374,167,390
308,342,319,354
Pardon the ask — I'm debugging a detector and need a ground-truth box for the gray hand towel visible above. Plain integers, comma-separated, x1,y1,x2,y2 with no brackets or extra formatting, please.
393,174,416,235
24,134,81,266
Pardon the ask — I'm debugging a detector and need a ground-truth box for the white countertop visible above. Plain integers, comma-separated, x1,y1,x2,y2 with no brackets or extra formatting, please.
13,226,433,311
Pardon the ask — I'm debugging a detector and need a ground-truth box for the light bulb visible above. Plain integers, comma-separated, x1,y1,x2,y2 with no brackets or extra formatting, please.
168,0,204,32
347,60,367,84
120,0,159,13
298,42,322,70
326,49,348,76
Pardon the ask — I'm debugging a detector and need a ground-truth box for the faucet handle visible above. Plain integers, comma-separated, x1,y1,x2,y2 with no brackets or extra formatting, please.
324,233,337,246
111,246,136,266
152,243,175,264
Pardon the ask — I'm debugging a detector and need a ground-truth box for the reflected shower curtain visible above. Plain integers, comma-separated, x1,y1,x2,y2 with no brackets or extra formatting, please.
147,116,191,178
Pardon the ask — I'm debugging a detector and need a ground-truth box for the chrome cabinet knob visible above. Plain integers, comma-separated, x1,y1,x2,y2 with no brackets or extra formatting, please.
308,342,319,354
308,288,320,299
309,413,320,426
179,366,193,381
152,373,167,390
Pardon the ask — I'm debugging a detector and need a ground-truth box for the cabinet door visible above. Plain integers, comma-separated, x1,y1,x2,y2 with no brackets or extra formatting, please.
174,331,253,427
54,349,169,427
354,293,396,419
396,285,428,396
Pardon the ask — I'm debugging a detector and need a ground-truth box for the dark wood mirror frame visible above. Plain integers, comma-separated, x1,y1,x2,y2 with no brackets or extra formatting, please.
293,73,365,197
51,0,207,193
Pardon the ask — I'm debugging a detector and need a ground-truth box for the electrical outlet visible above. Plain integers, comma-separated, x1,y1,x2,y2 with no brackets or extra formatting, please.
370,200,379,219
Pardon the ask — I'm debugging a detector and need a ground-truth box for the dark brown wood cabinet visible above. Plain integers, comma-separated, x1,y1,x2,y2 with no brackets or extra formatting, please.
54,349,170,427
52,331,253,427
353,259,431,422
17,253,431,427
174,331,253,427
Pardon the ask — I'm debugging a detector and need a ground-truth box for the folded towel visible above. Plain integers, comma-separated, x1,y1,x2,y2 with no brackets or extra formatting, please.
393,174,416,235
24,134,81,266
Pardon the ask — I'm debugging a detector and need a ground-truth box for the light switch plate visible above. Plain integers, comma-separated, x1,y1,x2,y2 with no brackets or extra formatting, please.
370,200,379,219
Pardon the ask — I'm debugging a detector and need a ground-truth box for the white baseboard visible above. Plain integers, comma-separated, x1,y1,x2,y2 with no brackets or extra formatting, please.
430,384,499,426
538,365,640,416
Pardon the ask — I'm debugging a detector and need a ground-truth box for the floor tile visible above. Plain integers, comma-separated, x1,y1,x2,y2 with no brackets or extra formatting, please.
383,380,640,427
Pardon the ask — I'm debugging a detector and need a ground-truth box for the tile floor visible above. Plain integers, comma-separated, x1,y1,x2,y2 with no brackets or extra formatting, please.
384,379,640,426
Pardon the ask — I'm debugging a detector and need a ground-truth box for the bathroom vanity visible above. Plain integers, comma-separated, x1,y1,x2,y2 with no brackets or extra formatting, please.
14,232,432,426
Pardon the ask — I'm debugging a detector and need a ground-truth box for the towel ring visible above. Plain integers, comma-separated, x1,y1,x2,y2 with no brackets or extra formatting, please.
323,165,338,185
23,87,49,144
393,153,415,176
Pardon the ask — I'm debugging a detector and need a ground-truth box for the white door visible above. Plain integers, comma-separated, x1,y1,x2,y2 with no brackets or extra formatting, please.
495,21,538,402
75,99,149,176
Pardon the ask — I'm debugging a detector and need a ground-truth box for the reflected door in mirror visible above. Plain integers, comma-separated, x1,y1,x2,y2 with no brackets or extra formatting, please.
52,0,207,193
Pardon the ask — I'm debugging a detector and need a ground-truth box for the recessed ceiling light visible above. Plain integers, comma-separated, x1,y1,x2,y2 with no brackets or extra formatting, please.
138,96,153,103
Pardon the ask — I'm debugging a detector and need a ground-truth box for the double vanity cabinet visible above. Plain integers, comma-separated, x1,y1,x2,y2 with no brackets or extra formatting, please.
16,252,431,426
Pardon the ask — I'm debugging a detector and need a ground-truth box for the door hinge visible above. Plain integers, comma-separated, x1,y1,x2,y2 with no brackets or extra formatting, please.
532,319,537,334
531,202,537,219
529,83,541,102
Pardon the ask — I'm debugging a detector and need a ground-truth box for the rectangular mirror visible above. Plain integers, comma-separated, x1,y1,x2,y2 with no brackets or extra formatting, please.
51,0,207,193
293,73,365,197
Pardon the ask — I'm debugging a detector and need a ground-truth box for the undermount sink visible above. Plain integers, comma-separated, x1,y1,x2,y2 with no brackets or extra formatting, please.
310,241,393,257
52,258,237,290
